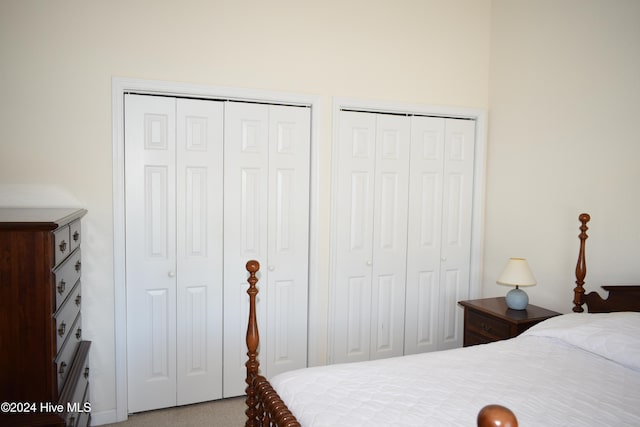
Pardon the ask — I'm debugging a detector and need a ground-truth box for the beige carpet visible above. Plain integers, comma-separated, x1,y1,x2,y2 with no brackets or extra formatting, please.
102,396,246,427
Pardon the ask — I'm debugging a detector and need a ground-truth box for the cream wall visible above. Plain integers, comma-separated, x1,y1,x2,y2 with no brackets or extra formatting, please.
0,0,491,423
3,0,639,423
485,0,640,312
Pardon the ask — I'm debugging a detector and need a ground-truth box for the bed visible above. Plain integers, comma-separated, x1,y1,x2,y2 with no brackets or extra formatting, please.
244,213,640,426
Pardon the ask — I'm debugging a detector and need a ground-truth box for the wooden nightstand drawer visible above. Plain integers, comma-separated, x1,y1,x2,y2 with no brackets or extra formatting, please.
464,329,495,346
458,297,560,347
466,309,510,340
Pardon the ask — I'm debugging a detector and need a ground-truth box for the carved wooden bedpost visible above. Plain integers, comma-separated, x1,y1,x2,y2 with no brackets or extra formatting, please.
573,213,590,312
245,260,261,427
243,259,302,427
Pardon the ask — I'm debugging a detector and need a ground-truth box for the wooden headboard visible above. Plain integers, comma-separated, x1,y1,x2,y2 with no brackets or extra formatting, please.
572,213,640,313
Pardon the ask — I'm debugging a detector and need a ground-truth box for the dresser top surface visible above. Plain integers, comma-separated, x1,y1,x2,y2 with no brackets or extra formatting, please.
0,208,87,230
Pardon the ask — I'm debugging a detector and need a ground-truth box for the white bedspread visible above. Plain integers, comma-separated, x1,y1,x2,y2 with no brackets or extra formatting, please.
270,312,640,426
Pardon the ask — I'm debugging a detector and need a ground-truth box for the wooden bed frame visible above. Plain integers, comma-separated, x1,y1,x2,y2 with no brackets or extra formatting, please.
244,213,640,427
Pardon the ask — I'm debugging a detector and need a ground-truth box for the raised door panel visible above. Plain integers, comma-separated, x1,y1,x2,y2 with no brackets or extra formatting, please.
125,94,178,412
266,105,310,378
438,269,464,348
175,98,224,404
370,114,410,360
332,111,376,364
404,116,445,355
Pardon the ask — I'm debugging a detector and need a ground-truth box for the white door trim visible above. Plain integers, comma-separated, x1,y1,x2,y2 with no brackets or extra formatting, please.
327,97,487,361
111,77,322,423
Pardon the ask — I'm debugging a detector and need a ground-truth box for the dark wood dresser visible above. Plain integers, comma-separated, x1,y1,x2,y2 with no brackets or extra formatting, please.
0,208,91,427
458,297,560,347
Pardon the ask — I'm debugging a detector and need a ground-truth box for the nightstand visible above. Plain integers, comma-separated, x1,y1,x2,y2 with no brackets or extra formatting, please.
458,297,560,347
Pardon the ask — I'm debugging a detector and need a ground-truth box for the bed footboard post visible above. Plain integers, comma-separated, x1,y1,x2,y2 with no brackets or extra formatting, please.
245,260,261,427
477,404,518,427
573,213,590,312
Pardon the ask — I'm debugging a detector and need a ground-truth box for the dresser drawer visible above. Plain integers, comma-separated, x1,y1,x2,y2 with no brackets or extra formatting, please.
466,309,510,340
55,314,82,393
53,225,71,266
69,219,82,254
64,372,89,427
54,249,82,310
75,384,91,427
72,315,83,343
54,281,82,353
59,341,91,427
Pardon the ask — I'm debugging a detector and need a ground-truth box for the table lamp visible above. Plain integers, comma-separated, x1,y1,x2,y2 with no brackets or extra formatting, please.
496,258,537,310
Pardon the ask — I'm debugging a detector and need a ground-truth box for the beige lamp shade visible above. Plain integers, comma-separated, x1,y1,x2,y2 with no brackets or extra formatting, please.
496,258,537,287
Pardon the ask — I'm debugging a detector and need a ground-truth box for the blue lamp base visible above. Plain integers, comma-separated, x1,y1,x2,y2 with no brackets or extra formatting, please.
505,286,529,310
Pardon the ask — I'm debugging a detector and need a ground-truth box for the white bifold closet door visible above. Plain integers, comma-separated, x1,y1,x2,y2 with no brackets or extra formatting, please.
331,111,475,364
404,116,475,354
125,94,224,412
223,101,311,397
332,111,411,364
125,95,310,411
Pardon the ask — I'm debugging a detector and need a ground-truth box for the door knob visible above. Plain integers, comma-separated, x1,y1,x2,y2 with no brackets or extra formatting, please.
168,271,176,278
269,265,275,271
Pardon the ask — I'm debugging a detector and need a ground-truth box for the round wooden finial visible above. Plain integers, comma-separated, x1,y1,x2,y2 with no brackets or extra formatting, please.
579,213,590,224
477,404,518,427
246,260,260,273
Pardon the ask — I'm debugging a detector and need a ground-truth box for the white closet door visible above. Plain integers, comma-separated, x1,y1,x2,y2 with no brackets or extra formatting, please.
404,117,475,353
332,111,410,363
223,102,269,397
125,94,178,412
370,114,410,360
437,118,475,350
223,102,310,396
125,94,224,412
266,105,311,377
332,111,376,364
175,98,224,404
404,116,446,355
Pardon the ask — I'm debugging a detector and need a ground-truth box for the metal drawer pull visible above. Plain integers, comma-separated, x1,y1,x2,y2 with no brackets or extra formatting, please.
59,240,67,253
75,260,82,272
59,361,67,374
75,294,82,306
480,322,493,333
58,322,66,337
84,367,90,379
76,328,82,340
73,231,80,241
57,280,66,294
